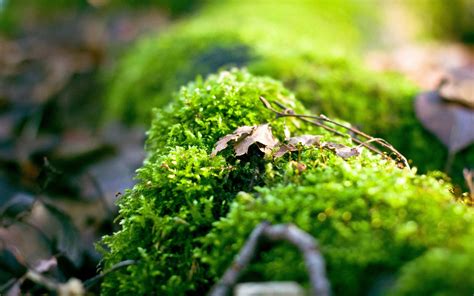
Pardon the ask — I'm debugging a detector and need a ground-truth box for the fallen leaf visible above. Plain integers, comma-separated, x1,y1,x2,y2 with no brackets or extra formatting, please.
323,142,361,159
211,124,278,157
274,135,322,158
415,91,474,153
438,68,474,109
287,135,322,146
42,202,81,265
211,126,254,157
274,144,297,158
0,193,36,223
234,124,278,156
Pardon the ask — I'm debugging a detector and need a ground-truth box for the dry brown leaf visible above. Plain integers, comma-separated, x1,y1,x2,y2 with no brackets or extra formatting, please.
211,124,278,157
274,135,322,158
211,126,254,157
234,124,278,156
323,142,361,159
288,135,322,146
438,68,474,109
415,91,474,153
274,144,298,158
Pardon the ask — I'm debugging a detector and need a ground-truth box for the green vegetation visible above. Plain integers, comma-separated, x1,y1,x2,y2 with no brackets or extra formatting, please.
405,0,474,43
103,5,473,184
0,0,198,36
99,69,315,295
389,240,474,296
104,0,379,124
99,69,474,295
201,154,473,295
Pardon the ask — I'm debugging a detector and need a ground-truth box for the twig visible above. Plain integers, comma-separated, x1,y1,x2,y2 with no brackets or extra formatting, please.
25,270,59,291
259,96,410,169
463,169,474,204
24,270,85,295
83,259,137,290
263,224,330,296
208,222,330,296
209,222,268,296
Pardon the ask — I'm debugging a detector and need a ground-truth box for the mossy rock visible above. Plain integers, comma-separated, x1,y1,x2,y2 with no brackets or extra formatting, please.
103,7,473,184
99,69,474,295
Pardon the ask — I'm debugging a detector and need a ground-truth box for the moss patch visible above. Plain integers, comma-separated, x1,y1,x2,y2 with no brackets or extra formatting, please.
99,70,474,295
108,31,474,184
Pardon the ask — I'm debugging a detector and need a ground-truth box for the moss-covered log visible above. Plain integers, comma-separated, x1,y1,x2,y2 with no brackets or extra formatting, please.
99,69,474,295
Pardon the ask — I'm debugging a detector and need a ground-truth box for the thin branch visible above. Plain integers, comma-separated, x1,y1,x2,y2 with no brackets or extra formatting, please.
208,222,330,296
209,222,268,296
83,259,137,290
296,116,386,156
25,270,85,295
463,169,474,205
259,96,410,169
25,270,59,291
262,224,330,296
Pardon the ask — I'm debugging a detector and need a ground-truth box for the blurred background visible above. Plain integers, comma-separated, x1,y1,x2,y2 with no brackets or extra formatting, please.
0,0,472,294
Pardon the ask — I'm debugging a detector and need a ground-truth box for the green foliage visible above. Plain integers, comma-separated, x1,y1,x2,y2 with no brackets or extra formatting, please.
103,0,379,125
99,69,316,295
103,16,473,184
145,69,312,156
389,240,474,296
0,0,199,36
100,70,474,295
405,0,474,43
104,31,252,124
200,150,474,295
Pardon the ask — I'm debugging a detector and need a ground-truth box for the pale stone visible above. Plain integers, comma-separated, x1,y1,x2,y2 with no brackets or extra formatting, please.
234,282,305,296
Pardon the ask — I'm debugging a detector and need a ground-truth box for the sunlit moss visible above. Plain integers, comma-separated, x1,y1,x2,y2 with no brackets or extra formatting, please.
102,0,474,185
99,70,474,295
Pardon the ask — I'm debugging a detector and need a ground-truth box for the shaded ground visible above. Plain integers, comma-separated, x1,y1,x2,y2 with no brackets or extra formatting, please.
0,8,168,293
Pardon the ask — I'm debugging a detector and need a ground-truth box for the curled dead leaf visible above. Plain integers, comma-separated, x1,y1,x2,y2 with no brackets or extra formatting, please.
211,126,254,157
274,144,297,158
415,91,474,154
323,142,361,159
234,124,278,156
211,124,278,157
288,135,322,146
438,68,474,109
274,135,322,158
212,123,361,162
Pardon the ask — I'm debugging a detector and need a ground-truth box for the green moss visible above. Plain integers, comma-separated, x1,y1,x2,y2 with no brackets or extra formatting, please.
389,240,474,296
104,31,253,124
200,151,474,295
103,0,379,124
99,69,318,295
104,18,473,184
99,70,474,295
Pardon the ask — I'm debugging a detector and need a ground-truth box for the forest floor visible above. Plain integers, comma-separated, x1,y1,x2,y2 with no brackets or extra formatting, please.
0,3,472,294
